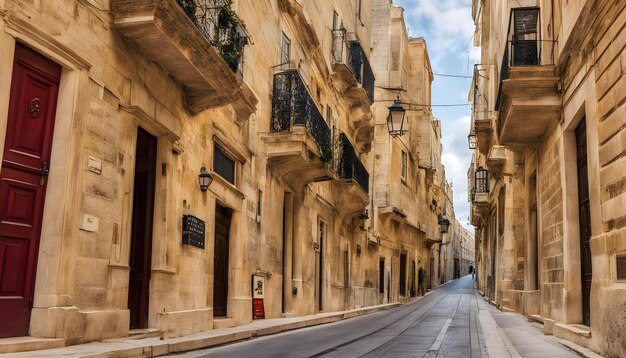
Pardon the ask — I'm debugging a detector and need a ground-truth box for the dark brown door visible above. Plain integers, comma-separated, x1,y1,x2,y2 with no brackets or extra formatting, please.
128,128,157,329
317,222,324,311
399,253,406,296
0,44,61,338
213,204,231,317
576,119,592,326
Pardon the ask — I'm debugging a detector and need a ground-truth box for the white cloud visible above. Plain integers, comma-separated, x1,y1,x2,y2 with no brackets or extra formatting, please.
395,0,475,65
394,0,476,231
441,115,473,230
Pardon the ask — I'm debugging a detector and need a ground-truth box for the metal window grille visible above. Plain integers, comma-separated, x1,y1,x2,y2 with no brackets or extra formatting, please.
338,133,369,194
213,143,235,184
475,167,489,193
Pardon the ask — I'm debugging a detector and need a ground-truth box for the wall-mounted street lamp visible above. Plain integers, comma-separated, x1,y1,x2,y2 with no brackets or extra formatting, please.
438,216,451,233
386,96,407,137
198,166,214,192
468,132,477,149
358,209,369,220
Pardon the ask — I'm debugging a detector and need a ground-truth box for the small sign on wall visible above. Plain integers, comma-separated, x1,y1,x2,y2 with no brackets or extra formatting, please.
252,275,264,298
252,274,265,319
182,215,205,249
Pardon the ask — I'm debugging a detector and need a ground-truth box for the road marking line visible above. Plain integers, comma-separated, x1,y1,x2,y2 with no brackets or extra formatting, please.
428,295,461,352
428,317,453,352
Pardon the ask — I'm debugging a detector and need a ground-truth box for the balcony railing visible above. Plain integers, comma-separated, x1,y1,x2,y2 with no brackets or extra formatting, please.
177,0,247,77
271,70,333,152
495,7,555,110
350,42,375,103
332,29,351,67
338,133,369,194
495,40,555,110
331,30,375,103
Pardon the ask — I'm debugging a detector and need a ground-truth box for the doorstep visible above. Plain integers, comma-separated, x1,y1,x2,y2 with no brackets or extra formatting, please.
529,314,544,324
554,323,591,338
0,336,65,354
213,317,236,329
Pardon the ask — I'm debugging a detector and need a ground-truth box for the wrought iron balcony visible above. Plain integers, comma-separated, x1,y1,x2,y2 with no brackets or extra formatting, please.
494,7,560,145
177,0,247,77
471,64,494,154
349,42,375,104
111,0,257,116
331,30,375,104
338,133,369,194
271,70,332,150
331,30,375,149
334,133,370,219
264,69,336,186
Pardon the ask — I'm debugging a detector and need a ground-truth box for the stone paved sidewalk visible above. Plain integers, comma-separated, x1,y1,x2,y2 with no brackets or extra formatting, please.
0,284,603,358
475,291,602,358
0,302,405,357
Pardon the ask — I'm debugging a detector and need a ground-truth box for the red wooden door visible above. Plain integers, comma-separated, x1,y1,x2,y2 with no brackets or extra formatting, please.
0,44,61,338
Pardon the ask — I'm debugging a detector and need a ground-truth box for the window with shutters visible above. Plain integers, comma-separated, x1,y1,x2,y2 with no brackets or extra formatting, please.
213,143,236,185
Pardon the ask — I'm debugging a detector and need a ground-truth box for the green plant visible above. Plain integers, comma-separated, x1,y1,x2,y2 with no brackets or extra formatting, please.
215,0,247,70
178,0,197,23
318,146,333,163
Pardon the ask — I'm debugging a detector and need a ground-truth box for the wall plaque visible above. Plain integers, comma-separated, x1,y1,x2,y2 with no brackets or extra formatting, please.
182,215,205,249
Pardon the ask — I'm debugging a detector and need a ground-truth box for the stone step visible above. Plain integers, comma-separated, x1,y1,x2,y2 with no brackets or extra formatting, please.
127,328,160,340
213,318,237,329
0,336,65,354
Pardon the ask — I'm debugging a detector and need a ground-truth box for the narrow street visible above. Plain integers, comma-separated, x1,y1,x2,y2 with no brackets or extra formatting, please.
173,277,578,358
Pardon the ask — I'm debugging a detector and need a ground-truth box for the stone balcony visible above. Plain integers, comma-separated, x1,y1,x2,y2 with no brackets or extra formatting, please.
473,110,495,154
111,0,257,118
487,145,507,174
263,70,337,188
473,191,489,207
470,203,482,226
334,133,369,219
496,60,560,145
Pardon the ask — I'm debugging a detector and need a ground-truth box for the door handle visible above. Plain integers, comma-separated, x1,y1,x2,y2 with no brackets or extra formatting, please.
40,162,49,186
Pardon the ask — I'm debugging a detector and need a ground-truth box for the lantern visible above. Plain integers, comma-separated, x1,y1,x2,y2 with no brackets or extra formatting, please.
386,96,407,136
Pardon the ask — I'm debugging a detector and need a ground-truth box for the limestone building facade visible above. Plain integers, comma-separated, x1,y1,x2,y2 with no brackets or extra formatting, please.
368,2,454,302
0,0,458,350
468,0,626,356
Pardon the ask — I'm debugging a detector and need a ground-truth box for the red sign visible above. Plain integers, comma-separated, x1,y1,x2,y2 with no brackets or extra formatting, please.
252,298,265,319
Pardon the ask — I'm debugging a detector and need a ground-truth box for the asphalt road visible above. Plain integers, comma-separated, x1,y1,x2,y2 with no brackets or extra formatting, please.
174,276,487,358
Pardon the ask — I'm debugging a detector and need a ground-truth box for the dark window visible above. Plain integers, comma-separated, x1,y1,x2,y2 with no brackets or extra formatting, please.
512,8,540,65
357,0,362,22
379,258,385,293
401,151,407,182
400,253,407,296
617,256,626,281
498,188,505,236
214,143,235,184
280,32,291,70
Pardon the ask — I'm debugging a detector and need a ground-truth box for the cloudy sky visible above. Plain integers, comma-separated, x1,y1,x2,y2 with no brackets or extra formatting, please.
393,0,478,230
